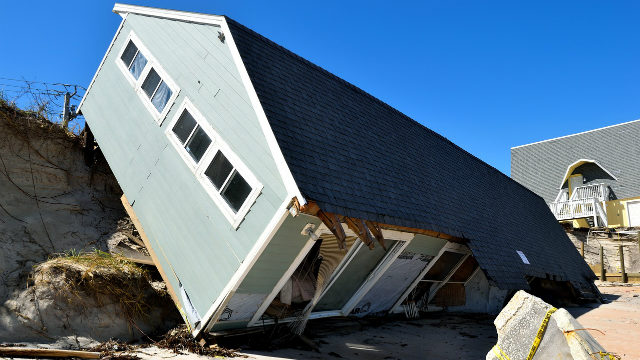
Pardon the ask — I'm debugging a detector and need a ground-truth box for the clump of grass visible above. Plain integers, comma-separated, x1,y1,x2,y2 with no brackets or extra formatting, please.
33,250,157,324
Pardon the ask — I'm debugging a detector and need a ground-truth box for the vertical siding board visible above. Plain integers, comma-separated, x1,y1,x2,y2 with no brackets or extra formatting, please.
126,15,283,190
81,14,289,318
236,214,322,294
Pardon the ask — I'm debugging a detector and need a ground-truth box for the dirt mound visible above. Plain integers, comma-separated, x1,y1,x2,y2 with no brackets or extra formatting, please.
0,99,179,344
34,251,164,323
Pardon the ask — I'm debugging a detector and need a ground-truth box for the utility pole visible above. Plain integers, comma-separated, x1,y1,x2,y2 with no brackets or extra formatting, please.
61,92,70,129
61,86,78,130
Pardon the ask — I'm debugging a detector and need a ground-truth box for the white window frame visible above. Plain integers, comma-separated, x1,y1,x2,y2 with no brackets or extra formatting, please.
116,31,180,124
166,98,263,229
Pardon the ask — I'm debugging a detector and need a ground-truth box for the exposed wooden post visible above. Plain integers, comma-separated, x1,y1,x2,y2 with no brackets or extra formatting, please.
581,241,584,258
344,217,375,249
600,246,606,281
365,220,387,250
61,92,71,129
620,245,627,283
317,210,347,250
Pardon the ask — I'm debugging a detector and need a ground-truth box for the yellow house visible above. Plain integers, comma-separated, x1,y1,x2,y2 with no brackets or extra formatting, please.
511,120,640,229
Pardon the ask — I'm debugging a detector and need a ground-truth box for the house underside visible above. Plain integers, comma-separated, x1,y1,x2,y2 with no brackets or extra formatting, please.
206,201,597,333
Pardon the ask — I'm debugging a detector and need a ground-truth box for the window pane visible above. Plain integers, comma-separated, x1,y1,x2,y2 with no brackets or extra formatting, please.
185,127,211,162
120,41,137,67
141,68,161,98
151,81,172,112
222,172,252,212
205,151,233,190
172,110,197,144
129,52,147,80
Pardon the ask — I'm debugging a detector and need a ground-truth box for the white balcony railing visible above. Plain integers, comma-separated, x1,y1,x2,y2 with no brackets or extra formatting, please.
569,183,609,202
549,198,597,220
549,184,609,227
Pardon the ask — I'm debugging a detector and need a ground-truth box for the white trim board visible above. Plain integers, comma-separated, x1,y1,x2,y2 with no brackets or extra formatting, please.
558,159,618,188
247,224,323,326
626,200,640,227
77,14,128,113
197,197,292,337
389,242,469,314
165,97,264,229
341,238,413,316
113,3,225,25
512,118,640,150
111,3,307,207
116,30,180,125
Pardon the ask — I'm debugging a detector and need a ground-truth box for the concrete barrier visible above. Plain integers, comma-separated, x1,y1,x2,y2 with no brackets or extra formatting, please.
487,290,614,360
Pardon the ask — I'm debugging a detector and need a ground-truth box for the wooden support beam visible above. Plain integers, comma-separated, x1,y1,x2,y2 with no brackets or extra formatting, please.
120,195,182,312
378,223,467,243
317,210,347,249
620,245,628,284
344,217,375,249
600,246,606,281
293,198,320,216
296,198,466,246
0,347,100,359
365,220,387,250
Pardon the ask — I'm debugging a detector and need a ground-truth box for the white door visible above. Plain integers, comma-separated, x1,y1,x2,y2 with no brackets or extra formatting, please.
628,201,640,227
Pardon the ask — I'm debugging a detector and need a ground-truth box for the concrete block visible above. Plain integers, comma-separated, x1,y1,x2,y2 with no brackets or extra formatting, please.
487,290,609,360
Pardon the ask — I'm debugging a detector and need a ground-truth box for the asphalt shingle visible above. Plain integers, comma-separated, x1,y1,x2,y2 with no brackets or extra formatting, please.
227,18,596,291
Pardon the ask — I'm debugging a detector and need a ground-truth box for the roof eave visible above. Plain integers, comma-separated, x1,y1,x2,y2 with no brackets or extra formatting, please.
113,3,225,25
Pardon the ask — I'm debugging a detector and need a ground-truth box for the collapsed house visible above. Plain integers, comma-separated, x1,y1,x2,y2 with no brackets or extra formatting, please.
77,3,598,337
512,120,640,229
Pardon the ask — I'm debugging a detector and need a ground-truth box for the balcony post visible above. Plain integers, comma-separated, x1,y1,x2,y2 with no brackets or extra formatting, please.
600,246,606,281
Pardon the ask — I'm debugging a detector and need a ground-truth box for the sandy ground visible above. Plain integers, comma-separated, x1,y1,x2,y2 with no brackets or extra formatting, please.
241,314,497,360
567,284,640,360
242,284,640,360
1,284,638,359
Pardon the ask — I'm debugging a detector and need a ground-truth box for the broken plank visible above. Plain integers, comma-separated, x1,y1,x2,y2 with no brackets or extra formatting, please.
344,217,375,249
365,221,387,250
317,210,347,249
0,347,100,359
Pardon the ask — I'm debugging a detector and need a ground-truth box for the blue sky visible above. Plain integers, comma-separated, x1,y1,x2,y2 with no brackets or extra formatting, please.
1,1,638,175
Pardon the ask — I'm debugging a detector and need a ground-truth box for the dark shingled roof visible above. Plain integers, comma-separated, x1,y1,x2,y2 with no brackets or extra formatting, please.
226,18,596,290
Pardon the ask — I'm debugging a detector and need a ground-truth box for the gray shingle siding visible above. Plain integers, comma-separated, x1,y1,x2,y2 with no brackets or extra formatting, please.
227,18,596,290
512,120,640,203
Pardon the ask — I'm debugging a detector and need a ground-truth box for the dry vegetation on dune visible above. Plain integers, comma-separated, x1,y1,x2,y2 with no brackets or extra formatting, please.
32,250,162,324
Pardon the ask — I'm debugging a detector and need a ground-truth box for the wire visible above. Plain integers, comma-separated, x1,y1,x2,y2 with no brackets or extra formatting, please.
0,76,87,90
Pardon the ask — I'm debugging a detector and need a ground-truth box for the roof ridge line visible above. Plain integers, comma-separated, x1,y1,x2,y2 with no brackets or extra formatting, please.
512,118,640,150
225,16,546,203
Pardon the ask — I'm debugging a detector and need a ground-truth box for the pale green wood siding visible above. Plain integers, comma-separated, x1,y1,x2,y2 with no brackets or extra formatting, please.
404,234,448,256
237,214,322,295
80,14,288,317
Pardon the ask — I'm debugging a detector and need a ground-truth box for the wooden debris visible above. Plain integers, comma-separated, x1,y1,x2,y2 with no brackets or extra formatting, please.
365,220,387,250
345,217,375,249
0,347,100,359
317,210,347,250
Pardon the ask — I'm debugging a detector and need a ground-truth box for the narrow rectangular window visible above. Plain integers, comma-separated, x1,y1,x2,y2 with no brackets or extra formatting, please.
171,109,212,163
204,151,252,212
141,68,172,113
141,68,161,98
120,40,147,80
